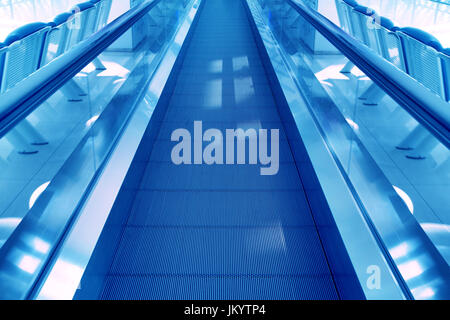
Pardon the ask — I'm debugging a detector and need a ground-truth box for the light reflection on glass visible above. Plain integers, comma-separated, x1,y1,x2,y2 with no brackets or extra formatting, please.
390,242,408,259
314,64,349,82
37,259,84,300
412,285,436,299
393,185,414,214
29,181,51,209
32,238,50,254
345,118,359,131
398,260,424,281
85,115,100,127
18,255,41,274
96,62,130,78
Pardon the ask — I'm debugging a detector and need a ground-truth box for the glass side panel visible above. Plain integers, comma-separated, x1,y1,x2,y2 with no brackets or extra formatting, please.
0,0,191,299
256,0,449,299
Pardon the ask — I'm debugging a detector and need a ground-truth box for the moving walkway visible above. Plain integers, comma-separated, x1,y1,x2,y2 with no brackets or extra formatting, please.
0,0,448,300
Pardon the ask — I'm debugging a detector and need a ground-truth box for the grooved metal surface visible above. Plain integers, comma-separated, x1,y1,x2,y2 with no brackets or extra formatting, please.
100,0,339,300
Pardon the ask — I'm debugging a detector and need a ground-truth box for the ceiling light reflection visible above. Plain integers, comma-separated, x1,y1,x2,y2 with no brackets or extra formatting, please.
29,181,51,209
18,255,41,274
393,185,414,214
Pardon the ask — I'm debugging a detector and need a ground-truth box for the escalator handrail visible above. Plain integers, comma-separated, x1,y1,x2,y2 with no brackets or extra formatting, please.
0,0,164,300
0,0,162,139
286,0,450,148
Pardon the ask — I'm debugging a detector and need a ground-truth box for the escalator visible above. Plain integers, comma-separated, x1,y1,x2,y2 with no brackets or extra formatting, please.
76,0,358,300
0,0,448,301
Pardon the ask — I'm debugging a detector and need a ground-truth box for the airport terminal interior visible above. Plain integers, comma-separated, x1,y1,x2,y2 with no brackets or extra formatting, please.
0,0,448,300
